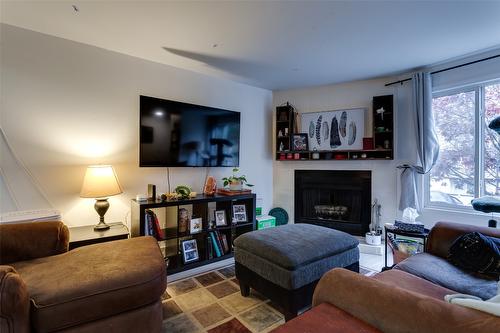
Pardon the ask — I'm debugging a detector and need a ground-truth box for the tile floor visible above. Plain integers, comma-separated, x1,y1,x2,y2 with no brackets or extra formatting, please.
162,263,379,333
360,251,392,272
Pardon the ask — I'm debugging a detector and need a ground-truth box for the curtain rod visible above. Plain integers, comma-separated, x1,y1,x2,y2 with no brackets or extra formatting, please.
385,53,500,87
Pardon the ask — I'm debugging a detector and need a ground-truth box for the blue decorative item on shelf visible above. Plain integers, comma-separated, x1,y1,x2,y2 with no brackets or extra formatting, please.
268,207,289,226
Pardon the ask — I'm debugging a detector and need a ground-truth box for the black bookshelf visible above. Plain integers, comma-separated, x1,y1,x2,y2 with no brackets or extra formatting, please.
131,193,256,274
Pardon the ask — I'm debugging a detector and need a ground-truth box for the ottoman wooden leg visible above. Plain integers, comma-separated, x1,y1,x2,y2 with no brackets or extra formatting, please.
239,282,250,297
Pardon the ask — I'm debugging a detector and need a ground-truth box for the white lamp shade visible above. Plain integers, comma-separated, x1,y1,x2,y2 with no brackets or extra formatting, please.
80,165,123,198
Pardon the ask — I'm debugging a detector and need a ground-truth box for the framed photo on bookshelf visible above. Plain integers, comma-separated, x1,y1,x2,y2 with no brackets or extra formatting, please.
215,210,227,226
181,239,199,264
292,133,308,151
233,204,247,223
190,217,202,234
178,205,192,234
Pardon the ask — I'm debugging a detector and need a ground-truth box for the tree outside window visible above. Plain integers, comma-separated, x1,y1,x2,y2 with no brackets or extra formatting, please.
428,82,500,208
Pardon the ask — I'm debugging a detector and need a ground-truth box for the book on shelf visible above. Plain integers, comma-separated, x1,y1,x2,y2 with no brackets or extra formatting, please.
144,212,154,236
220,233,230,253
144,210,165,241
214,230,229,254
209,232,222,257
206,236,213,259
214,231,225,255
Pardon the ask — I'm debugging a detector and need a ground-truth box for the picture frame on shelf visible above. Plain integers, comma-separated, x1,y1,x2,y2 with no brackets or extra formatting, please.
207,204,216,229
181,239,199,264
292,133,309,151
233,204,247,223
190,217,202,234
215,210,227,226
178,205,192,234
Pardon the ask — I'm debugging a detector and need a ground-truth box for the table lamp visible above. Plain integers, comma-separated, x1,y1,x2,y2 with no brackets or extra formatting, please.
80,165,123,231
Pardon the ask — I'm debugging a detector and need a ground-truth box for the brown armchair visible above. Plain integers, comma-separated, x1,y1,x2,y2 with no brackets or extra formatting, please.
0,221,166,333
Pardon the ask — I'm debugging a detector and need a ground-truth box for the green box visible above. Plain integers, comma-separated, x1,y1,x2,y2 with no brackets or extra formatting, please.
256,198,263,216
257,215,276,230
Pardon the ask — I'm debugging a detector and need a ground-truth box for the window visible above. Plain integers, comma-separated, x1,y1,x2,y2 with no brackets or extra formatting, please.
427,82,500,209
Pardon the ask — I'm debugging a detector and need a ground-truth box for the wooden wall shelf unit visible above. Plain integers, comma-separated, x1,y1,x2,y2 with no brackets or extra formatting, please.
276,149,393,161
372,94,394,160
276,103,298,154
274,96,394,161
131,193,256,274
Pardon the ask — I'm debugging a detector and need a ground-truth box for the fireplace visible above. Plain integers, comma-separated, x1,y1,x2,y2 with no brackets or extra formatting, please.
294,170,371,236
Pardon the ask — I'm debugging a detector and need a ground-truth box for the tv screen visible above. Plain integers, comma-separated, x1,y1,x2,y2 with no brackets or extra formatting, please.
139,95,240,167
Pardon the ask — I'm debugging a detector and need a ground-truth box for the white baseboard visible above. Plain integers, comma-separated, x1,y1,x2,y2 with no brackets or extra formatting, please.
168,258,235,282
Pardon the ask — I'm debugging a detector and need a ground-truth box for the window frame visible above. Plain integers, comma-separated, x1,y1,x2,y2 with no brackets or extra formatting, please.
424,79,500,211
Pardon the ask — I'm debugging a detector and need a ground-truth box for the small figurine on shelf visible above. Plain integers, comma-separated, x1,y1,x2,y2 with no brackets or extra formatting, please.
175,185,192,199
312,149,320,160
376,107,385,120
203,176,217,196
279,141,284,152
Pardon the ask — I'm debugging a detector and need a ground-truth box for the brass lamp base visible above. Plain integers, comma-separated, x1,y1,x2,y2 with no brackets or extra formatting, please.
94,198,111,231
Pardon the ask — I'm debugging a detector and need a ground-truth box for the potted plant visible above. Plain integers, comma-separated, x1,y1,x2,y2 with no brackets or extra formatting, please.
222,168,253,191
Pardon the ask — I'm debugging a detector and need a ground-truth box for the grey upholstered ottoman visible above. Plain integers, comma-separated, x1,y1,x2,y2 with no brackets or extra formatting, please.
234,223,359,320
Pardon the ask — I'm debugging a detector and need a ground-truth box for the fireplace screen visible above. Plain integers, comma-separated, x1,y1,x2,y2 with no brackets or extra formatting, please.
295,170,371,235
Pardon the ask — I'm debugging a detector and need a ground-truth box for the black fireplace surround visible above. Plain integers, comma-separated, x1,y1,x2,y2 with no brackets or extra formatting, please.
295,170,371,236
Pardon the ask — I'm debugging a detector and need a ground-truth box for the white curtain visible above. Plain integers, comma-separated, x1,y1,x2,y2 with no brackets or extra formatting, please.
398,72,440,211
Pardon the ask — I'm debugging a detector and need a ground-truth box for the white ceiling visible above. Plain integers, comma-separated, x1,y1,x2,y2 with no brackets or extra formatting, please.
2,1,500,90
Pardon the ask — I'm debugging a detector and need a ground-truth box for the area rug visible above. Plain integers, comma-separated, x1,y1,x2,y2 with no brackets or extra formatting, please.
161,264,378,333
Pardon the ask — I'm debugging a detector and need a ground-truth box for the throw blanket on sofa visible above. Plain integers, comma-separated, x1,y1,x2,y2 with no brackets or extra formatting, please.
445,281,500,316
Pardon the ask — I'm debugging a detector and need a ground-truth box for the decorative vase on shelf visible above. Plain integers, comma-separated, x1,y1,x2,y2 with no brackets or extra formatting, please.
229,181,243,191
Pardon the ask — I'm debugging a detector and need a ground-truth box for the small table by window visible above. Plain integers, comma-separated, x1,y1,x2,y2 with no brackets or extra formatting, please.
383,224,430,271
69,222,129,250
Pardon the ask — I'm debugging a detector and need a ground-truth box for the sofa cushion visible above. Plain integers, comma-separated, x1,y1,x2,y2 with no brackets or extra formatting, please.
373,269,456,300
449,232,500,277
394,252,498,300
12,236,166,333
234,224,359,270
271,302,381,333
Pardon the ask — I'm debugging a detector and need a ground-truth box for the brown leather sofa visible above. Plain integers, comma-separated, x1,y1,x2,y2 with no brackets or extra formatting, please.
0,221,166,333
273,222,500,333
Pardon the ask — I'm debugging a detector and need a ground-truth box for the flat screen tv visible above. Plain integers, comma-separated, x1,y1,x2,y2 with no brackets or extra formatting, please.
139,95,240,167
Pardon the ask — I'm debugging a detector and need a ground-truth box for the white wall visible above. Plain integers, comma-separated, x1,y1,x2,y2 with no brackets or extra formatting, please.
0,24,273,227
273,78,400,226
